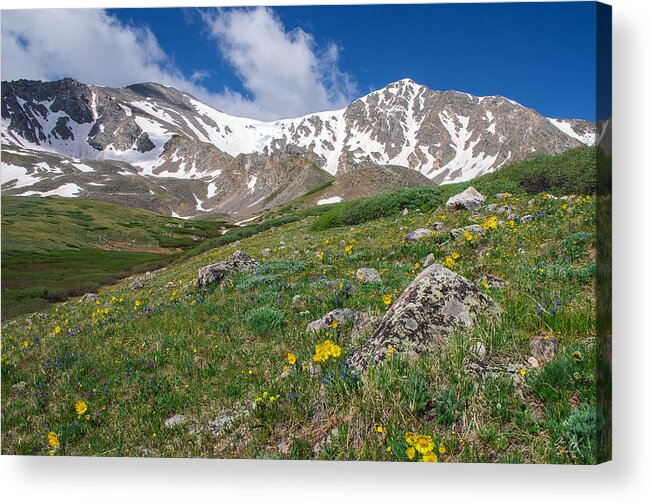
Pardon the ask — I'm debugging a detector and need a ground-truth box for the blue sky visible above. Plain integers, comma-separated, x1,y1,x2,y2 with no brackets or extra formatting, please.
2,3,600,120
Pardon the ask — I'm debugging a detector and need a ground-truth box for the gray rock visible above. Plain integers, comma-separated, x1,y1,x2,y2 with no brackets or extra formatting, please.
402,208,409,216
197,263,230,288
494,193,511,200
521,215,534,224
12,381,27,390
484,204,516,215
475,275,510,289
356,268,381,283
527,356,540,368
529,336,557,365
190,407,249,436
405,228,434,243
472,342,487,360
261,248,272,257
163,414,187,428
130,279,145,290
450,224,486,240
197,250,260,288
348,264,501,370
421,253,436,267
79,293,97,303
292,294,302,304
307,308,372,333
445,186,486,211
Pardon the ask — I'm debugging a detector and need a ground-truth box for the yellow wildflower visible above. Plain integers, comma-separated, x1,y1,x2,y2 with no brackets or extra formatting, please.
422,452,439,462
75,400,87,415
287,353,297,365
463,231,473,241
482,215,499,230
135,300,141,307
48,431,59,449
451,251,460,260
54,326,61,334
382,294,392,306
443,256,455,268
405,432,416,446
438,445,446,454
406,447,416,460
414,435,435,454
376,426,383,433
332,320,338,329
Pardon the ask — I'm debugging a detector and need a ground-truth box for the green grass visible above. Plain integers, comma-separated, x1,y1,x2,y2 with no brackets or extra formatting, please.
1,148,599,462
1,249,174,320
307,147,595,232
1,196,228,318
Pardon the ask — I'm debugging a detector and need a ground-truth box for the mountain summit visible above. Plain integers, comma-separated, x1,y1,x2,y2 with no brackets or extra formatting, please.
1,77,594,218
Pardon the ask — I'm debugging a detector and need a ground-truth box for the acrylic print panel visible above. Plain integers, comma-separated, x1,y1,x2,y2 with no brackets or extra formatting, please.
0,1,611,464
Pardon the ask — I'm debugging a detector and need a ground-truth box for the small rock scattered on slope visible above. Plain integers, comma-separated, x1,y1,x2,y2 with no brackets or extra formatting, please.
356,268,381,283
445,186,486,211
197,250,260,288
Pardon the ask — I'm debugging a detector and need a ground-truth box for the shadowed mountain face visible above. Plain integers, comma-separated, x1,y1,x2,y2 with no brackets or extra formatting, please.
1,77,594,219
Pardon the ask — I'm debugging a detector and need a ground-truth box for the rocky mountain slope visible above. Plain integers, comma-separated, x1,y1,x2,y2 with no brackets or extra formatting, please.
1,77,594,218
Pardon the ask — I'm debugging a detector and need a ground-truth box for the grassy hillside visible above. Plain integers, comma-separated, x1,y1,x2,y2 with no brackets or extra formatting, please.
1,148,598,462
1,197,229,319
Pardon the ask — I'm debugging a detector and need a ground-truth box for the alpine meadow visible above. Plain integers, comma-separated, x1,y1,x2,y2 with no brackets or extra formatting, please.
0,3,611,465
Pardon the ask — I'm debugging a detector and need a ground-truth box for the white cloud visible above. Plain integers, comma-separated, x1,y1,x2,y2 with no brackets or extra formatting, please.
1,8,356,120
202,7,356,119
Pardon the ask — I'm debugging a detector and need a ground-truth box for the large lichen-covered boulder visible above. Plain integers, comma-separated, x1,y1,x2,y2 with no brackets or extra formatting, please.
197,250,259,288
446,186,486,211
348,264,501,370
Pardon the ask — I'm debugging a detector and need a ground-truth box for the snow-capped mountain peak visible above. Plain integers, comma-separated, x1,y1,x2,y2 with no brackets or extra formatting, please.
2,77,595,216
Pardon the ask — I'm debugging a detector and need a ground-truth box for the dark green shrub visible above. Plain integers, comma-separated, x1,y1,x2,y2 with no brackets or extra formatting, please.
310,186,441,231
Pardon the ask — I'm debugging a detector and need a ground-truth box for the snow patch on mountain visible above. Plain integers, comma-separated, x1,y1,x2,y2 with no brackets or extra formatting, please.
547,118,595,146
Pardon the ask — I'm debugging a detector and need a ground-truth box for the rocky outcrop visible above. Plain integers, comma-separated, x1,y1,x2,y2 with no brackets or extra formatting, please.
446,186,486,211
348,264,501,369
307,308,374,333
197,250,259,288
356,268,381,283
483,204,516,215
450,224,486,240
79,293,98,303
405,222,442,243
405,228,434,243
475,274,509,289
163,414,187,428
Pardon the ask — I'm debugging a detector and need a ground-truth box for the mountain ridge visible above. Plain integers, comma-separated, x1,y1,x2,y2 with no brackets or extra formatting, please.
1,77,595,219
